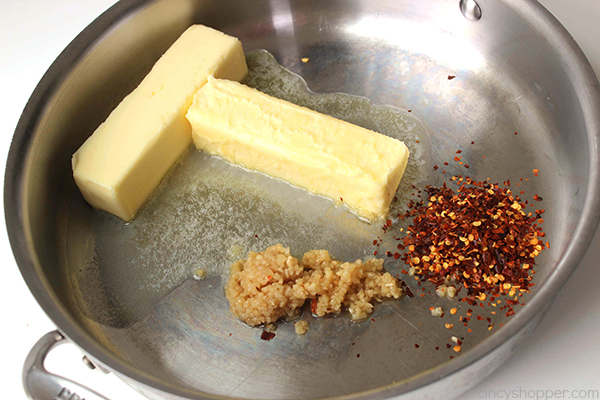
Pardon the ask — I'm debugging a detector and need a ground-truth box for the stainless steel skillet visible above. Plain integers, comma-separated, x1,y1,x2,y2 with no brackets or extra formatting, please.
5,0,600,399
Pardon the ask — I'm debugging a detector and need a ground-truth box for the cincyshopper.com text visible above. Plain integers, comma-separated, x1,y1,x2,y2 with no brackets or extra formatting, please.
478,387,599,400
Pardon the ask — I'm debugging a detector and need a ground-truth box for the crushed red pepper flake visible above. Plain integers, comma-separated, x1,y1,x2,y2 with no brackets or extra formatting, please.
400,176,546,308
448,75,456,80
261,331,276,341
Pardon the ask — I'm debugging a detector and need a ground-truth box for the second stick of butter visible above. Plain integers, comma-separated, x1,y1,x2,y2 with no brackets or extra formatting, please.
186,79,409,220
72,26,247,221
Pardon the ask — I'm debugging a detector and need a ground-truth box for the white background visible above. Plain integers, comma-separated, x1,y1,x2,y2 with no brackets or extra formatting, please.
1,1,599,399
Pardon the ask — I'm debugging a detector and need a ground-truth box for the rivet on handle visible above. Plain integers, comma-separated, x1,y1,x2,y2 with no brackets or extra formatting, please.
460,0,482,21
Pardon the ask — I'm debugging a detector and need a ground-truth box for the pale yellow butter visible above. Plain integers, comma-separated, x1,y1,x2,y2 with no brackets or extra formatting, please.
72,25,247,221
186,79,410,220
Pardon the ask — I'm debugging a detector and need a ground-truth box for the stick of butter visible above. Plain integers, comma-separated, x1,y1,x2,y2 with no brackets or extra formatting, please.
72,25,247,221
186,79,410,221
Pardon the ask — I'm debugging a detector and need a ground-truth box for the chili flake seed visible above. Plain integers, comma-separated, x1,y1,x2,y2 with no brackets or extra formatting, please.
301,57,310,63
445,323,454,329
450,307,458,315
453,345,462,352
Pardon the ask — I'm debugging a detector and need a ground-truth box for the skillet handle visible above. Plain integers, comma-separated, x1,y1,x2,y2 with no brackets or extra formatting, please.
23,330,111,400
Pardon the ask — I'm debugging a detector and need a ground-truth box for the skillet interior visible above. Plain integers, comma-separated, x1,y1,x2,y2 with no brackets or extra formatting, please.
7,0,600,398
